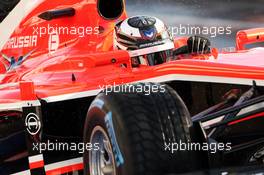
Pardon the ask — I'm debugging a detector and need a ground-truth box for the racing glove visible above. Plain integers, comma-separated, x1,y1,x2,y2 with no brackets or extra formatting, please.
187,36,211,54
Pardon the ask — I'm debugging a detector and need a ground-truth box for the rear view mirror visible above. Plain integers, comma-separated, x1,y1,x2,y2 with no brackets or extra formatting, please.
98,0,124,20
236,28,264,50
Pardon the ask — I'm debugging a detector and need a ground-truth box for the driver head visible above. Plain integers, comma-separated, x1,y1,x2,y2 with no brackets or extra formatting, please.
114,15,174,67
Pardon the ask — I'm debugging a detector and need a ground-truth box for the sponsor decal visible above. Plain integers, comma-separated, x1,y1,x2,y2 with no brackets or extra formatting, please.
138,40,164,48
3,35,38,49
48,31,59,54
250,147,264,163
25,113,41,136
105,112,124,167
1,49,36,71
128,16,156,28
140,27,157,40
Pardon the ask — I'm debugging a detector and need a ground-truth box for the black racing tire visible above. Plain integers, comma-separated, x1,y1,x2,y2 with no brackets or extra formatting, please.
83,83,200,175
0,0,20,22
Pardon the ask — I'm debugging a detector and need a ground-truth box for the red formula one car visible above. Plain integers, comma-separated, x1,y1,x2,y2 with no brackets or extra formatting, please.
0,0,264,175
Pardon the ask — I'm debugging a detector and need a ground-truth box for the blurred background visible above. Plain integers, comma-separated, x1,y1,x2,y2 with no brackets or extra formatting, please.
126,0,263,49
0,0,263,49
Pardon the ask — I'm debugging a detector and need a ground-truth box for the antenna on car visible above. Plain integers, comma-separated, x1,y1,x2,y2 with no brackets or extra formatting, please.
72,73,76,82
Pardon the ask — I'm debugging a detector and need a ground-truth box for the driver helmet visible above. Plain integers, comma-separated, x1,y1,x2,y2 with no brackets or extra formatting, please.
114,15,174,67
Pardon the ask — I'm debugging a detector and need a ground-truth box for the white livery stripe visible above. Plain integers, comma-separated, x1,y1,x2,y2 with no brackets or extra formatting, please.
0,82,18,89
140,74,264,86
0,74,263,107
129,41,174,57
44,157,83,171
28,154,44,163
11,157,83,175
43,74,264,103
0,100,40,111
10,170,31,175
43,89,101,103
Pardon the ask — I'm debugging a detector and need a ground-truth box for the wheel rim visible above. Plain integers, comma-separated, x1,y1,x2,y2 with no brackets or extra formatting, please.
89,126,116,175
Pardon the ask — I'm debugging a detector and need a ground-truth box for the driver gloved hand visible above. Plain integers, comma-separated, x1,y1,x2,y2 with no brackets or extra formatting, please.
187,36,211,54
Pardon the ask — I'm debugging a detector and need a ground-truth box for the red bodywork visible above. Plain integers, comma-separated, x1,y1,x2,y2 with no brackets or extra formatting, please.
0,1,264,174
0,0,263,107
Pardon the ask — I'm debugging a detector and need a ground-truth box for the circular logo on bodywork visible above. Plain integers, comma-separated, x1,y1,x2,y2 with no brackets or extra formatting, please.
25,113,41,135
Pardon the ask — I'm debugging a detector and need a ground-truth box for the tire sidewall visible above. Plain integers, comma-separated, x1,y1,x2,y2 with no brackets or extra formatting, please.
83,94,134,175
